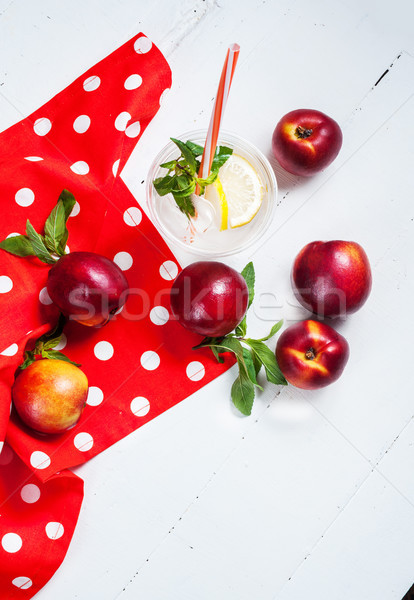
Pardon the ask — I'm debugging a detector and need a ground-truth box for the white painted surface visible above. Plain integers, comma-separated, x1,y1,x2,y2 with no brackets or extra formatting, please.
1,1,414,599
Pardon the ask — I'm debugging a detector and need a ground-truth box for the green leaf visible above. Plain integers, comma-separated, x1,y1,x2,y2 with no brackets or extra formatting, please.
210,345,224,363
44,200,66,255
0,235,35,257
240,347,263,390
211,145,233,171
231,369,255,416
153,175,175,196
251,350,262,376
160,159,177,170
245,339,287,385
45,350,80,367
185,141,204,157
235,316,247,338
171,138,197,174
196,170,219,187
256,319,284,343
19,351,36,370
58,189,76,220
174,194,196,217
25,220,56,264
241,262,255,309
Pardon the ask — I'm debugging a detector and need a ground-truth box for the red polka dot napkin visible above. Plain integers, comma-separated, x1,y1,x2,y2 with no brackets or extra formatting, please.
0,33,234,598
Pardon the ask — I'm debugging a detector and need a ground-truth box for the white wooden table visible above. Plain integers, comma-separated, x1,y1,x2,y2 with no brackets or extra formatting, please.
1,1,414,598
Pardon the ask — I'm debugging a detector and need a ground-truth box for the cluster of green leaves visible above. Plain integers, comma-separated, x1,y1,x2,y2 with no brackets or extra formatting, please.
0,189,76,264
153,138,233,219
20,314,80,370
193,263,288,416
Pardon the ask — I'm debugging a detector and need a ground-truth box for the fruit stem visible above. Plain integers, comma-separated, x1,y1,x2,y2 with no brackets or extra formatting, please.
305,347,316,360
295,125,313,139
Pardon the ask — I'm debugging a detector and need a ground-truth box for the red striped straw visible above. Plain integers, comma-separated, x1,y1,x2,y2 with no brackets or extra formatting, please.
195,43,240,195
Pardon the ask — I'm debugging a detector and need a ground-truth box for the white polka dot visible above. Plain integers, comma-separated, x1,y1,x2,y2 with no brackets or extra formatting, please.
0,343,18,356
113,251,133,271
130,396,150,417
123,207,142,226
2,533,23,553
39,287,53,305
112,159,120,177
159,88,170,105
140,350,160,371
30,451,51,470
69,201,80,217
73,432,94,452
6,232,20,238
70,161,89,175
94,341,114,361
159,260,179,281
115,111,131,131
73,115,91,133
24,156,43,162
134,36,152,54
0,276,13,293
83,75,101,91
45,522,64,540
54,333,67,350
0,444,13,466
15,187,35,207
150,306,169,326
12,577,33,590
33,117,52,136
186,361,206,382
87,386,104,406
125,121,141,138
20,484,41,504
65,245,70,254
124,74,143,90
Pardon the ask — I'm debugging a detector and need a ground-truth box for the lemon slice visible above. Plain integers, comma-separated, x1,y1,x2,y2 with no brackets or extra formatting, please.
217,154,263,228
204,177,229,230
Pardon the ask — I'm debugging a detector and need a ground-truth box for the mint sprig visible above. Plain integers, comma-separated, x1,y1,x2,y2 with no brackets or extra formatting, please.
193,262,287,416
153,138,233,219
0,189,76,264
20,314,80,370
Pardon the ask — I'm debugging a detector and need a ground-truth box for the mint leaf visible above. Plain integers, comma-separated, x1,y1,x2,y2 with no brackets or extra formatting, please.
59,189,76,220
256,320,284,342
154,175,175,196
241,262,255,309
171,138,197,175
185,141,204,157
174,194,196,217
211,145,233,171
153,138,233,220
235,317,247,338
44,200,67,255
231,369,255,416
0,235,35,257
25,220,56,264
245,339,287,385
160,159,177,170
240,347,263,390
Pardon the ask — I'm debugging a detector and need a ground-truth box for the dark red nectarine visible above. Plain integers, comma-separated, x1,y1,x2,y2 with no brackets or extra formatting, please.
272,109,342,176
47,251,129,327
170,261,248,337
292,240,372,318
276,320,349,390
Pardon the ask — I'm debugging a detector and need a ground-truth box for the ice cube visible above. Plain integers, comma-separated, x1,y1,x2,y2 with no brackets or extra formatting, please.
191,194,216,233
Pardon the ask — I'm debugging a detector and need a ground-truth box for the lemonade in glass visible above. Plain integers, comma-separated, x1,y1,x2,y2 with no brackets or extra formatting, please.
146,130,277,257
